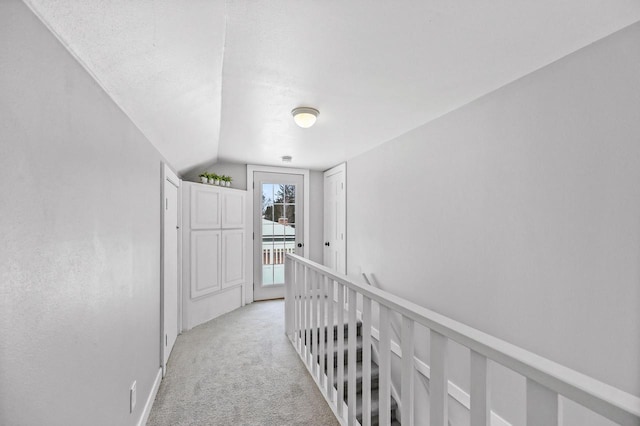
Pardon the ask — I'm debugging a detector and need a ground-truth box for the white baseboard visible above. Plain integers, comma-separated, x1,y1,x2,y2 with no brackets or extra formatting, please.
137,368,162,426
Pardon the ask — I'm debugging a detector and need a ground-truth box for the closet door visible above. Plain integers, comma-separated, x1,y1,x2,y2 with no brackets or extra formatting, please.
191,185,221,229
190,230,221,298
222,229,245,288
221,191,245,229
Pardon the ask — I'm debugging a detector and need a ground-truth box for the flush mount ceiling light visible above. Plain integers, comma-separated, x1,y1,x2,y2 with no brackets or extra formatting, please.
281,155,292,163
291,107,319,128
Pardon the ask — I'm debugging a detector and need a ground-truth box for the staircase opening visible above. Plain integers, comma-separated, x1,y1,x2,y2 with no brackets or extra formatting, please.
306,320,400,425
284,254,640,426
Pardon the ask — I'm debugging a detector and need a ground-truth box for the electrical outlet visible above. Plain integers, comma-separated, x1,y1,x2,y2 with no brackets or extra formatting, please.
130,381,137,413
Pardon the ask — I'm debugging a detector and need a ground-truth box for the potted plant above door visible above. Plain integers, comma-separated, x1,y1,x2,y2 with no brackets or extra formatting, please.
221,175,232,187
199,172,208,184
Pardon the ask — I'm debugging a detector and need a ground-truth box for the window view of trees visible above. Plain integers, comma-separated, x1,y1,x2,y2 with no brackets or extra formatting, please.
262,184,296,227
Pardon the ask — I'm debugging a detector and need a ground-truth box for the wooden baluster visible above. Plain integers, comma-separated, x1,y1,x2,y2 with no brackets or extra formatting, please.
347,288,357,425
527,378,558,426
303,266,310,366
379,304,391,426
312,270,319,378
284,258,292,338
319,273,326,389
401,316,415,426
295,262,303,352
361,296,372,426
430,329,448,426
309,270,318,377
336,282,345,419
326,279,335,400
293,262,298,349
470,350,490,426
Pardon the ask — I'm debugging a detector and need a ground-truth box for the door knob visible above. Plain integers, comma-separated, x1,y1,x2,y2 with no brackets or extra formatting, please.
297,243,303,248
324,242,330,247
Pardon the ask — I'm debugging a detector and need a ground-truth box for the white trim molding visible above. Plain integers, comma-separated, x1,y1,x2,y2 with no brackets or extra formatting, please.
137,368,162,426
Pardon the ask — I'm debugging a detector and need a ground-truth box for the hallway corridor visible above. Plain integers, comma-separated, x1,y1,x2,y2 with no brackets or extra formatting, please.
147,300,338,426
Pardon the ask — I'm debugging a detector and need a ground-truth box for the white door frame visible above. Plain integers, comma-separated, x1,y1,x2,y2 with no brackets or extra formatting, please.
160,162,181,376
246,165,309,303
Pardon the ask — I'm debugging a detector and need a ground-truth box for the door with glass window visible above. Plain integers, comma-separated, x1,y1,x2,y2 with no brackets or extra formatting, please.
253,172,304,300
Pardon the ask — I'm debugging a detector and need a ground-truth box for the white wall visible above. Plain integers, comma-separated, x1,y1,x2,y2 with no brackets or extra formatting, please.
346,22,640,425
0,1,165,424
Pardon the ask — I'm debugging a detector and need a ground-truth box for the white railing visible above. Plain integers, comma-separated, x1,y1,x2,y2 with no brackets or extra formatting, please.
284,254,640,426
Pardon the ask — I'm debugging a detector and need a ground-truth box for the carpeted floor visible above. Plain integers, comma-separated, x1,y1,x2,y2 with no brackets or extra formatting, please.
147,300,339,426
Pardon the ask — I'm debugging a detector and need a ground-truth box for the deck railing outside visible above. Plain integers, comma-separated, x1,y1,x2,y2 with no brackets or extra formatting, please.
284,253,640,426
263,246,295,265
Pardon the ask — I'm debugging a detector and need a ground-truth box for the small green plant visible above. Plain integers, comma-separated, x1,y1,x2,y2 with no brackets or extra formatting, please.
199,172,208,178
220,175,229,182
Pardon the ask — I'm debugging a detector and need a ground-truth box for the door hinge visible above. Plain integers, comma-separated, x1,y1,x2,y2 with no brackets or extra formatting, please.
165,198,168,210
165,334,167,346
341,182,344,189
252,232,254,240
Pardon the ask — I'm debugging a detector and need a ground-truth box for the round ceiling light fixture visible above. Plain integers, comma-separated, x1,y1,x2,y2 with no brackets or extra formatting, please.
291,107,319,128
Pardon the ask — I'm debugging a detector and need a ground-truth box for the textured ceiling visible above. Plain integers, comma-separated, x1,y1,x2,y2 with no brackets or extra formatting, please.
24,0,226,173
24,0,640,174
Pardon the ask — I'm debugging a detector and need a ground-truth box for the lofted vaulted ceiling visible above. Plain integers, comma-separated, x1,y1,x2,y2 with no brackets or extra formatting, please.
24,0,640,174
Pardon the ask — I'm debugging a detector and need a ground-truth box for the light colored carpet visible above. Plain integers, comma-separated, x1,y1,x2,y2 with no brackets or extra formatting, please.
147,300,339,426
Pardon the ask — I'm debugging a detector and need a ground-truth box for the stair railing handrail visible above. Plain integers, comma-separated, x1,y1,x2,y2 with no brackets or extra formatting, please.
284,253,640,426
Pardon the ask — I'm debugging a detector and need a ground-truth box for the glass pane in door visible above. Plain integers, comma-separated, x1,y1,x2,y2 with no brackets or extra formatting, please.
261,183,296,285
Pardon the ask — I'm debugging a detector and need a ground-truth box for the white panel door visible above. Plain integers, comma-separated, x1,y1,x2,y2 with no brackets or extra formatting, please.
162,166,180,373
324,163,346,274
190,230,221,298
191,185,221,229
222,229,245,288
